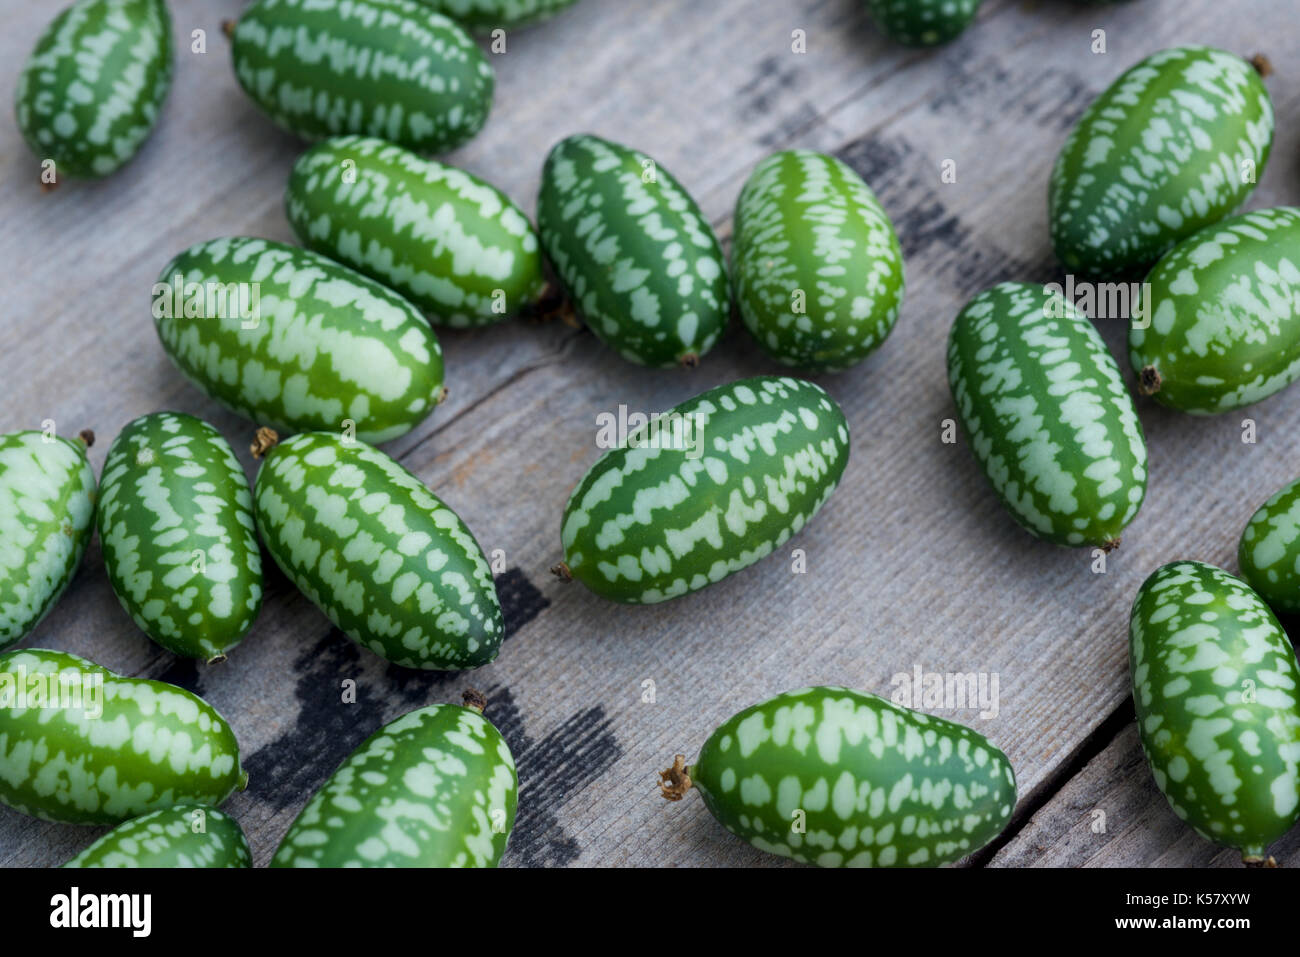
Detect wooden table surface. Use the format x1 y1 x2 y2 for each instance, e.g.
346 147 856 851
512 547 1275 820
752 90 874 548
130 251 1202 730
2 0 1298 868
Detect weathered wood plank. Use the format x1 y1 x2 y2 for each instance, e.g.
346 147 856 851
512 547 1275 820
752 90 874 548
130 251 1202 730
989 722 1300 867
1 0 1298 867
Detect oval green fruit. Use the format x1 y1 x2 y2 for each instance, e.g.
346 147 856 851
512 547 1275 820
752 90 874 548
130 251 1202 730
63 804 251 868
231 0 493 154
272 696 517 867
254 432 503 670
15 0 172 180
1129 561 1300 863
416 0 579 30
864 0 981 46
153 237 445 444
538 133 729 367
0 431 96 651
663 686 1016 868
1129 207 1300 415
1239 476 1300 615
96 412 262 661
1050 46 1274 277
732 149 904 372
0 648 246 825
286 135 545 328
947 281 1148 549
560 376 849 604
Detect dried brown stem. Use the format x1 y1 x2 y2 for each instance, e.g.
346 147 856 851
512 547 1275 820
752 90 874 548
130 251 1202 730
658 755 693 801
1138 366 1162 396
250 427 279 459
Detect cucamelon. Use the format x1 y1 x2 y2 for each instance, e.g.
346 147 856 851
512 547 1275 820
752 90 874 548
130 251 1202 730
1050 46 1273 277
253 431 503 670
1130 561 1300 864
0 648 247 825
558 376 849 604
272 691 517 867
864 0 982 46
538 133 730 367
96 412 263 661
732 149 904 372
230 0 494 154
15 0 172 181
152 237 445 444
947 281 1147 549
1130 207 1300 414
0 430 96 651
286 135 545 328
1239 476 1300 616
416 0 579 30
63 804 252 868
661 686 1017 867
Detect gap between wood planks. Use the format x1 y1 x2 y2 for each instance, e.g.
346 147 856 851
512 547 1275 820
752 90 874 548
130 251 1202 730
400 328 587 465
968 698 1137 867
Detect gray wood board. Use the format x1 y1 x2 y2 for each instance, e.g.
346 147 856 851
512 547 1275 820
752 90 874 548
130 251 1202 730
989 720 1300 867
0 0 1298 867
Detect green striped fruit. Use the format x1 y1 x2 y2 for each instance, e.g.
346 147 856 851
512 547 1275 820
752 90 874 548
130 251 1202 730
153 237 445 444
947 281 1147 549
272 694 517 867
230 0 493 155
662 686 1016 868
0 431 96 651
732 150 904 373
15 0 172 181
254 432 503 670
1129 207 1300 415
63 805 251 868
286 136 545 328
538 133 729 367
559 376 849 604
1239 476 1300 616
0 649 247 825
1129 561 1300 863
864 0 981 46
96 412 263 662
416 0 579 30
1050 46 1274 277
